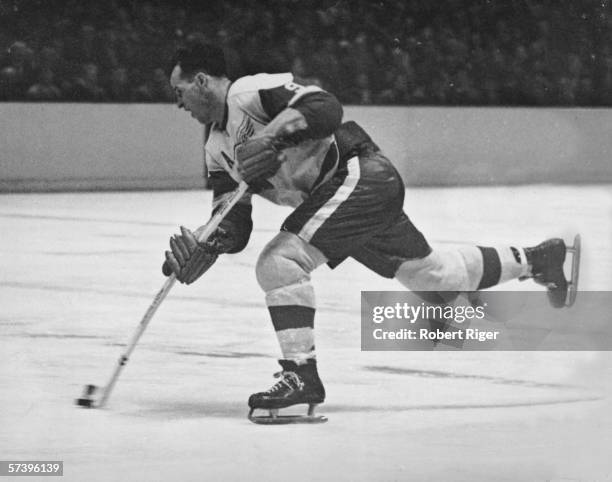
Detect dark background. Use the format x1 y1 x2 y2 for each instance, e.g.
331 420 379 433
1 0 611 105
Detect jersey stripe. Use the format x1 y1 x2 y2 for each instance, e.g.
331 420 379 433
310 141 339 192
298 156 360 242
288 85 323 107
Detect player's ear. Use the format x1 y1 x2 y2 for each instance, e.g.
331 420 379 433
194 72 208 88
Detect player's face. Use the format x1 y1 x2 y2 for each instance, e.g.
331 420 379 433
170 65 214 124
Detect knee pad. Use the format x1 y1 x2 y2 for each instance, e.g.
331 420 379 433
256 232 327 295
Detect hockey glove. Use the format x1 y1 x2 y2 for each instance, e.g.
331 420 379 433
236 136 283 189
162 225 235 285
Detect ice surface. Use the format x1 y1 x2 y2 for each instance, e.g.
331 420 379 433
1 185 611 481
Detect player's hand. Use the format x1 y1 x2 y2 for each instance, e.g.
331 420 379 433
236 136 284 188
162 226 232 284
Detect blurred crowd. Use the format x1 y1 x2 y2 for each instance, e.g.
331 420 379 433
1 0 611 105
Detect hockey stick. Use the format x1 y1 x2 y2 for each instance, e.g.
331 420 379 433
76 181 250 409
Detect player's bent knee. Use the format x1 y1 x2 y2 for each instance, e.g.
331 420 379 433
256 249 297 292
256 232 327 292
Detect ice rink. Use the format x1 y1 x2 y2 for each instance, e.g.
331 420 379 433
1 184 611 481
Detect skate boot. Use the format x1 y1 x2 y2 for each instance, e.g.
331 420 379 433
247 359 327 424
524 235 581 308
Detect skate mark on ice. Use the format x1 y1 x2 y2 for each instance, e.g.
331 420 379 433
97 232 157 239
126 400 248 419
1 281 132 296
0 212 172 227
16 332 110 340
173 350 269 359
0 281 263 307
321 396 602 413
364 365 580 390
105 342 127 348
44 250 141 256
0 281 167 301
0 317 38 326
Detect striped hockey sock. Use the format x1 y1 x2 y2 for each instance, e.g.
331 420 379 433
477 246 530 289
268 305 316 364
265 281 317 364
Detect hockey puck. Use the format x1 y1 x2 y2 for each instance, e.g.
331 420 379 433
75 397 94 408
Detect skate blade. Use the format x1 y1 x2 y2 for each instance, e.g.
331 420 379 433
565 234 581 307
248 405 328 425
248 414 328 425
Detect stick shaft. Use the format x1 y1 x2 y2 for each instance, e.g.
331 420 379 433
97 181 249 407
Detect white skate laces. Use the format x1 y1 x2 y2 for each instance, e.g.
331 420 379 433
265 371 304 393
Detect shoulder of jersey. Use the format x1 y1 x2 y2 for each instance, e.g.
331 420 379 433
228 73 294 99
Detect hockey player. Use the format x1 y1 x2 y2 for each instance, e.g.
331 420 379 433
163 40 579 423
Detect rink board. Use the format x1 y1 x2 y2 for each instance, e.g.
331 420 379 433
2 104 612 191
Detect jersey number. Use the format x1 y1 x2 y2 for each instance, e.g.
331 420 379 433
284 81 305 93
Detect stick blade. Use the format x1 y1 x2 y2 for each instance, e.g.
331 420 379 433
75 384 99 409
75 397 95 408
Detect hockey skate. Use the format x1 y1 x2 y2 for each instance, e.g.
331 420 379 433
523 235 581 308
248 359 327 425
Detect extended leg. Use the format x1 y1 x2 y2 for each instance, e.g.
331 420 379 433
395 245 531 291
395 238 580 308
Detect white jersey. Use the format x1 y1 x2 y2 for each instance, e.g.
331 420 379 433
205 73 339 208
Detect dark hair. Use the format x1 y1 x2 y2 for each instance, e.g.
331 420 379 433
172 39 227 79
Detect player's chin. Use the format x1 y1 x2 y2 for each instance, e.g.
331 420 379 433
192 113 207 124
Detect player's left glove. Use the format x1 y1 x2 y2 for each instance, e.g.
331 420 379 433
236 136 284 188
162 225 234 284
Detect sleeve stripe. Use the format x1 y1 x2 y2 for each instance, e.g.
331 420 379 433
288 86 324 107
